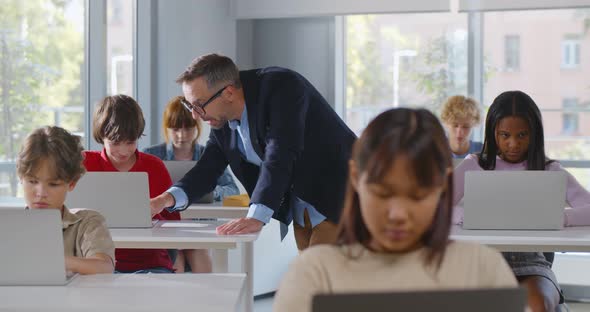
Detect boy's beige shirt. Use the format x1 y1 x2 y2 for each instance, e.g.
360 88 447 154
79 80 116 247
62 207 115 264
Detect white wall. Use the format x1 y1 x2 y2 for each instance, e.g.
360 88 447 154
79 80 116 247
250 17 336 107
145 7 338 145
236 20 255 70
151 0 237 145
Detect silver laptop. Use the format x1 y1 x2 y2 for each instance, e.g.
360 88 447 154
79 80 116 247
164 160 198 182
65 172 154 228
163 161 215 204
312 288 526 312
0 209 76 285
463 171 567 230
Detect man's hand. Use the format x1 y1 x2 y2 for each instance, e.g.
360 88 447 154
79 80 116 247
150 192 175 216
216 218 263 235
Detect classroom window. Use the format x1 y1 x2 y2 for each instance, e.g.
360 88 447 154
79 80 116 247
562 114 579 135
344 9 590 161
107 0 134 96
562 37 581 69
562 98 580 135
0 0 85 198
110 0 124 24
483 9 590 160
504 35 520 71
344 13 468 135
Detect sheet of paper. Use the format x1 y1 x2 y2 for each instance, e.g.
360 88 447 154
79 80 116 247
160 222 209 228
182 229 218 234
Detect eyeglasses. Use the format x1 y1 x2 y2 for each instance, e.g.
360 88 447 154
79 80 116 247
181 85 230 116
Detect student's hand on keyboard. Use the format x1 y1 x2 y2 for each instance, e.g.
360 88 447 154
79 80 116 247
216 217 263 235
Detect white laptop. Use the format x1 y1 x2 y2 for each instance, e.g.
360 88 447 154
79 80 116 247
0 209 76 285
163 161 215 204
463 171 567 230
65 172 154 228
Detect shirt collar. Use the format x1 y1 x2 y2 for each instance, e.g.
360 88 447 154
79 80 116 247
100 148 141 170
61 206 83 229
228 104 248 131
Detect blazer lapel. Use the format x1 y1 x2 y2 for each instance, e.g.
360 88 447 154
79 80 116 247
240 69 265 160
246 101 264 160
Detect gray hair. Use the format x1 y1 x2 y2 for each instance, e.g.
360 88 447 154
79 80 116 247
175 53 242 89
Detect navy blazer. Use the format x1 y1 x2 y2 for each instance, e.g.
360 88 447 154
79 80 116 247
175 67 356 225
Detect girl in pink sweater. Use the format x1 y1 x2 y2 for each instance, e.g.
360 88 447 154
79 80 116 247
453 90 590 312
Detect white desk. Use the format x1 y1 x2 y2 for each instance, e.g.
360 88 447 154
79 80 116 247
2 200 294 298
451 225 590 252
180 204 298 297
0 273 245 312
181 202 248 219
110 220 259 312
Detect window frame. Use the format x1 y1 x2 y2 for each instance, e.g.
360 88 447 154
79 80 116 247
339 8 590 167
504 34 521 71
0 0 141 200
562 98 581 135
562 38 581 69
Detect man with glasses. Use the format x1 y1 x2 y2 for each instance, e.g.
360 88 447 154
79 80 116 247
150 53 356 250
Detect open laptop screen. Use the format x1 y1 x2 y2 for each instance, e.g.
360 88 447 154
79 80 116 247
463 171 566 230
312 288 525 312
164 161 215 203
0 209 71 285
65 172 153 228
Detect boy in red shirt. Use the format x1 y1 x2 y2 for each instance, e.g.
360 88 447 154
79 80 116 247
84 94 179 273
